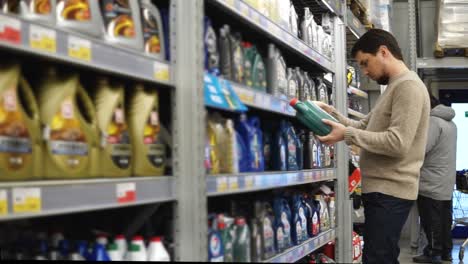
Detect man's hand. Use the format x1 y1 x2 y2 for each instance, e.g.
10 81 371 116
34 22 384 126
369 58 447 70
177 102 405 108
317 119 346 145
312 101 334 114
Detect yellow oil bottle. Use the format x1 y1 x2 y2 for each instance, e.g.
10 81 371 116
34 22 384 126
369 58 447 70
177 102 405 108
0 62 42 181
89 76 131 178
35 66 98 179
128 84 166 176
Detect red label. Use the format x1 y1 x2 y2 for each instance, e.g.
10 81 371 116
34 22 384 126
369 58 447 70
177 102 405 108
0 18 21 44
117 190 136 203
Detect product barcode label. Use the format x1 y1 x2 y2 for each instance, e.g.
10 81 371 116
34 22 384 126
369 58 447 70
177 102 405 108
216 177 228 193
12 188 41 213
153 62 170 81
0 190 7 216
29 25 56 53
68 36 92 61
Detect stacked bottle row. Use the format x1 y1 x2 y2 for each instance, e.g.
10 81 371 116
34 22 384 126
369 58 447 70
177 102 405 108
204 17 332 103
208 186 335 262
206 112 334 175
346 65 364 113
242 0 334 58
0 61 168 181
0 231 170 261
0 0 169 59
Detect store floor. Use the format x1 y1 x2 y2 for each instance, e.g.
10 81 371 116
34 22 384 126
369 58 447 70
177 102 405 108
399 238 468 264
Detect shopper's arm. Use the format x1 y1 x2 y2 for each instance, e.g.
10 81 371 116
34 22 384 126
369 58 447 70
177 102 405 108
424 117 440 154
313 101 371 129
343 81 427 158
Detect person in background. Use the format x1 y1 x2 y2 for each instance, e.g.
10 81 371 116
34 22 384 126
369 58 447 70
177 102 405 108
314 29 430 264
413 95 457 264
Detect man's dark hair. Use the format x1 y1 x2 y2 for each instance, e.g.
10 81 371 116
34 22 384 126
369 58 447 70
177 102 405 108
351 29 404 61
429 94 440 109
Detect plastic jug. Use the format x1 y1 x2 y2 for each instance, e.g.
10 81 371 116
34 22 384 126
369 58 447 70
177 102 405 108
290 195 308 245
89 244 111 261
295 129 303 170
266 44 287 98
56 0 104 37
305 72 317 101
295 67 304 99
114 234 127 260
262 123 273 171
329 196 335 228
126 243 146 261
289 99 338 136
236 115 264 172
287 68 297 99
242 42 267 92
206 114 224 174
128 84 166 176
235 129 249 173
0 62 42 181
273 197 292 252
19 0 56 25
301 8 314 47
219 25 232 80
140 0 165 59
225 119 239 174
254 201 276 259
315 194 330 232
283 121 298 171
35 67 98 179
315 77 329 104
204 17 220 75
147 237 170 262
208 228 224 262
251 217 262 263
218 217 233 262
229 32 244 84
89 77 131 178
233 217 251 262
289 2 298 37
100 0 144 50
107 243 122 261
272 122 287 171
299 71 311 101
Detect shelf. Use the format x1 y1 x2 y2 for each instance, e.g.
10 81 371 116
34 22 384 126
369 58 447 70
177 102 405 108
264 229 336 263
417 57 468 69
0 176 175 221
318 0 343 16
211 0 334 73
346 9 366 39
348 108 366 119
0 14 171 86
207 169 336 196
230 81 296 116
347 86 368 99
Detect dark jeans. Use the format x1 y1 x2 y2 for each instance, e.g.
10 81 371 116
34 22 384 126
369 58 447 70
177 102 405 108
417 195 453 258
362 192 413 264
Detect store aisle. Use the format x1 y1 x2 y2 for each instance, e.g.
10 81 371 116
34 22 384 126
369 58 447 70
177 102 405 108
399 238 468 264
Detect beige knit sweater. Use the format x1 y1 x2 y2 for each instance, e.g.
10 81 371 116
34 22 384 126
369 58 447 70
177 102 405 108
332 71 430 200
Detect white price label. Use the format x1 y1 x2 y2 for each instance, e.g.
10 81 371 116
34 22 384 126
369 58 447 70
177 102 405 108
68 36 92 61
245 175 254 189
239 2 249 17
154 62 170 81
228 177 239 191
254 93 263 106
12 188 41 213
29 25 56 53
217 177 228 193
116 182 136 203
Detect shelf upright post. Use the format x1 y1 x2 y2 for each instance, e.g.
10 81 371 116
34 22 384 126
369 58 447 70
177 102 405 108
334 14 353 263
172 0 207 261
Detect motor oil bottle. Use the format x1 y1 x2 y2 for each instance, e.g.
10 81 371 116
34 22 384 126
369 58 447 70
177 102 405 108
147 237 170 262
218 216 233 262
219 25 232 80
0 62 42 181
100 0 144 50
107 243 122 261
289 99 338 136
242 42 254 88
236 115 264 172
315 77 329 104
272 121 287 171
243 42 267 92
301 8 314 47
114 234 127 260
89 244 111 261
266 44 287 98
283 121 298 171
140 0 165 59
128 84 166 176
295 129 303 170
254 201 275 260
306 195 320 237
290 195 307 245
208 114 229 174
206 114 223 175
320 143 326 169
204 17 220 75
299 71 311 102
229 32 244 84
295 67 304 100
233 217 251 262
286 68 297 99
262 122 273 171
273 197 292 252
56 0 104 37
89 77 131 178
304 72 317 101
236 128 249 173
225 119 239 174
329 196 335 228
289 2 298 37
1 0 19 13
315 194 330 232
126 243 146 261
35 67 98 179
250 217 262 263
19 0 56 25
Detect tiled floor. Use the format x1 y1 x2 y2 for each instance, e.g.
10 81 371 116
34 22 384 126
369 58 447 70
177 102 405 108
399 239 468 264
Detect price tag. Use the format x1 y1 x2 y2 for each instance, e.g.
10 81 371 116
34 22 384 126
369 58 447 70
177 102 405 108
0 16 21 44
216 177 228 193
264 95 271 109
327 170 334 178
29 25 56 53
255 176 263 188
254 93 263 106
0 190 7 216
240 2 249 17
225 0 235 7
116 182 136 204
237 88 255 104
251 10 260 24
68 36 92 61
12 188 41 213
153 62 170 81
245 176 254 189
228 176 239 191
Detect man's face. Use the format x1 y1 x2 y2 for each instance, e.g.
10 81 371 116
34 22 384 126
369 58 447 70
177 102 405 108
355 49 389 85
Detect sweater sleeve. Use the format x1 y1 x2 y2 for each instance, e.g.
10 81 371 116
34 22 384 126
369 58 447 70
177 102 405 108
344 80 427 158
330 108 371 130
425 117 441 154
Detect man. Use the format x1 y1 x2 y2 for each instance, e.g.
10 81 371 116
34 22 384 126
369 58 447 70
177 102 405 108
314 29 430 264
413 95 457 264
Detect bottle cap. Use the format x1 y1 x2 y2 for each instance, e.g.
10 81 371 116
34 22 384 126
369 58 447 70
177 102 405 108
290 98 299 107
132 235 144 241
150 237 162 242
115 234 125 240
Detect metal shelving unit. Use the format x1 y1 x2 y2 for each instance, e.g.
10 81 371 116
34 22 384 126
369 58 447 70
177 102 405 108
417 57 468 69
0 177 175 221
264 229 336 263
211 0 335 73
348 85 369 99
207 169 336 196
346 8 366 39
0 14 171 85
